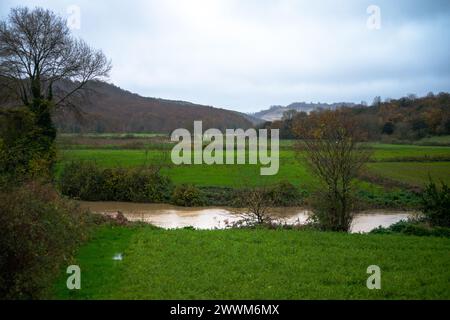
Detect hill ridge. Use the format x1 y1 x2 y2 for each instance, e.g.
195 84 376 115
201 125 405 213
54 81 253 133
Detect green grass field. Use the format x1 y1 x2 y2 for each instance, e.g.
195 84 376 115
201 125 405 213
59 132 168 139
370 143 450 161
368 162 450 187
56 142 450 189
53 225 450 299
405 135 450 146
56 149 314 188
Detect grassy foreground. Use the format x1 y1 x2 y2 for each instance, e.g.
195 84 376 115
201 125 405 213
53 225 450 299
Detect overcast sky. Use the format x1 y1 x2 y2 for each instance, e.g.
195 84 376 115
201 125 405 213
1 0 449 112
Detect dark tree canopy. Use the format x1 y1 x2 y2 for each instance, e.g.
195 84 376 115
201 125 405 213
0 7 111 107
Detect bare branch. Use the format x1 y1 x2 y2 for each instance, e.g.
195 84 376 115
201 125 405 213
0 7 111 108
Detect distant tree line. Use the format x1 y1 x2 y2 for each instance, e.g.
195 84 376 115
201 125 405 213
258 92 450 141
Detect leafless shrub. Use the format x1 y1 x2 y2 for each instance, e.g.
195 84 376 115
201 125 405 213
233 185 274 227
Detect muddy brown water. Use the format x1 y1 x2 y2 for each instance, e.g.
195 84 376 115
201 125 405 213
78 201 415 233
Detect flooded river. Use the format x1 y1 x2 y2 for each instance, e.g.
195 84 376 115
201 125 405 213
78 201 414 233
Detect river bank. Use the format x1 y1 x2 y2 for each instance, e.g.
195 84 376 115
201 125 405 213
78 201 415 233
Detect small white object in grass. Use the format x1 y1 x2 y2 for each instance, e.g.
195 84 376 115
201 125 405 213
113 253 123 261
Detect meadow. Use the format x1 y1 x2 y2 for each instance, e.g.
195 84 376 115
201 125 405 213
368 162 450 187
56 135 450 189
53 225 450 299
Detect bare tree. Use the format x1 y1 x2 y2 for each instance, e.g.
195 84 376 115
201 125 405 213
0 7 111 111
230 168 274 226
294 110 372 232
237 186 274 225
0 7 111 172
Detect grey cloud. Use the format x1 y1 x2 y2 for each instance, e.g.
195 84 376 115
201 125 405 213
1 0 449 112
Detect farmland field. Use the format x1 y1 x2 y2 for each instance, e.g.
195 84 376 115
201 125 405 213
53 225 450 299
368 162 450 186
409 135 450 146
370 143 450 161
59 132 167 139
56 137 450 189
